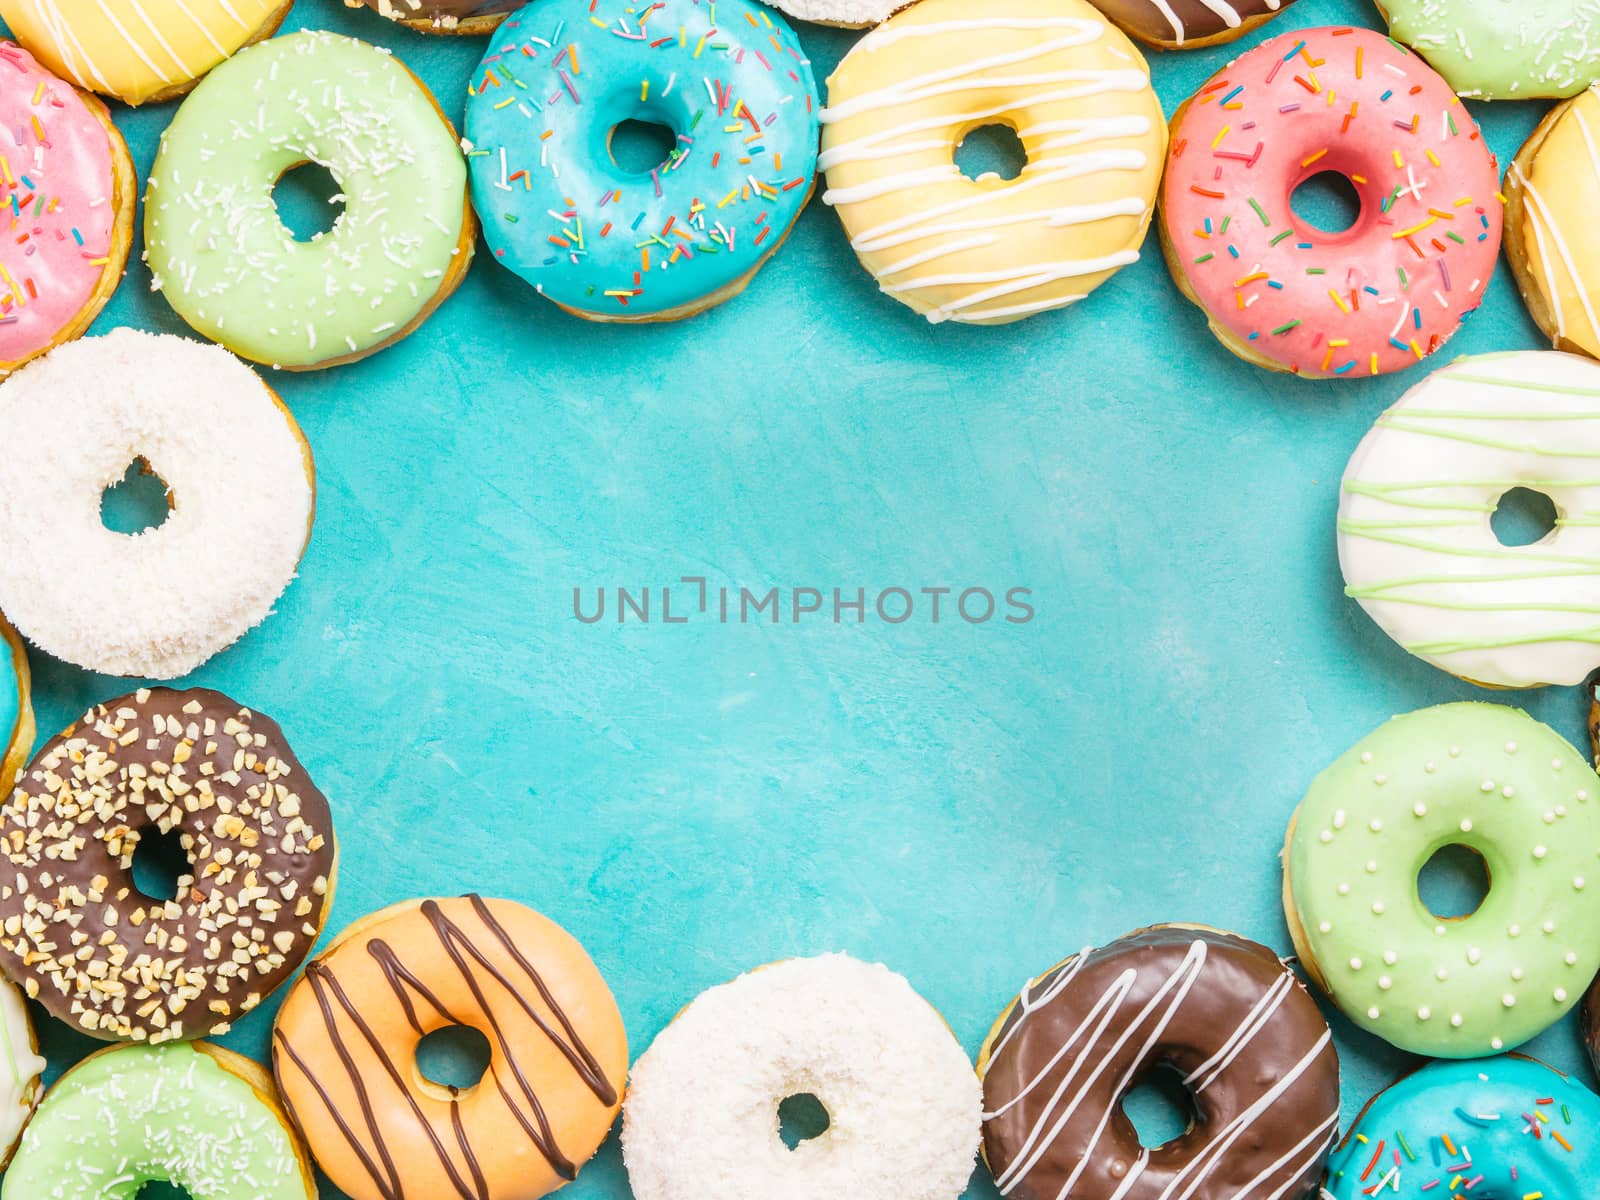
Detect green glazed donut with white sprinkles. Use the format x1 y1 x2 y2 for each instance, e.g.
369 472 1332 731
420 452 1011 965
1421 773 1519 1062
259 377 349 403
144 31 475 370
1375 0 1600 100
2 1041 315 1199
1284 702 1600 1058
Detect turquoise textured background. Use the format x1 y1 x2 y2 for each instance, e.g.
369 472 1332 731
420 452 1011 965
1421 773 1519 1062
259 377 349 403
0 0 1588 1195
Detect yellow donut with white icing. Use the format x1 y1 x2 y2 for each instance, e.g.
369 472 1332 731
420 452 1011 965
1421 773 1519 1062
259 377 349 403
0 0 292 106
818 0 1165 327
1506 85 1600 362
0 977 44 1169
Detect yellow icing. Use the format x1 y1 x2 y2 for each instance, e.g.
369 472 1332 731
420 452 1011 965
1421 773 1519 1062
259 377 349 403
1512 86 1600 361
819 0 1165 326
0 0 284 105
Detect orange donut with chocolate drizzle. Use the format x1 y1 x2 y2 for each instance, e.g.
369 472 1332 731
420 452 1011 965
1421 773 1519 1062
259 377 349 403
270 895 627 1200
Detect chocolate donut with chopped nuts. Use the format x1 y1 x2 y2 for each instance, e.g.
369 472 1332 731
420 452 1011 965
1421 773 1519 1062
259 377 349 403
0 688 337 1043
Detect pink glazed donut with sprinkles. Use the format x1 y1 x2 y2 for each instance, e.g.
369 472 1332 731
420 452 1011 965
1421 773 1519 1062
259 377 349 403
0 41 134 377
1160 26 1502 379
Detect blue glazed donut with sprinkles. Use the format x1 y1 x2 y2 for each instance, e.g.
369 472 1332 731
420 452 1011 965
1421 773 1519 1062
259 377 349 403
464 0 820 322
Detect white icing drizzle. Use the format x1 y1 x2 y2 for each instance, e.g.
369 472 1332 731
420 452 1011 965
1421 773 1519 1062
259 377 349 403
0 978 43 1152
820 9 1159 325
1126 0 1282 46
1339 352 1600 688
1511 86 1600 350
984 938 1337 1200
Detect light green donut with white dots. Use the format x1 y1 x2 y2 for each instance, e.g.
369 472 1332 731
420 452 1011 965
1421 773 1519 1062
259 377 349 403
1284 702 1600 1058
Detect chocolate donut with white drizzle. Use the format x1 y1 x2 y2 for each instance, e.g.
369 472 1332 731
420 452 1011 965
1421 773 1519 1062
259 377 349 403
1086 0 1297 48
978 924 1339 1200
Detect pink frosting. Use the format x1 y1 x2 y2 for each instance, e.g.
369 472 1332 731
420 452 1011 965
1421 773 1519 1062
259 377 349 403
0 42 117 364
1163 26 1502 379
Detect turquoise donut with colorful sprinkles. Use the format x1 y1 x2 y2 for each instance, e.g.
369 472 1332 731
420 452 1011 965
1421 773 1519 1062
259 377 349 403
463 0 820 322
1160 25 1502 379
1323 1055 1600 1199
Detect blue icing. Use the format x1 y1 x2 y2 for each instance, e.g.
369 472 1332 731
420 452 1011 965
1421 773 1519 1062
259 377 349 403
464 0 820 319
1325 1056 1600 1198
0 631 17 758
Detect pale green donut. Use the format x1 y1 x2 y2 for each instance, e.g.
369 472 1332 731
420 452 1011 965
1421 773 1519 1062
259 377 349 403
144 31 470 370
1378 0 1600 100
2 1043 312 1200
1285 702 1600 1057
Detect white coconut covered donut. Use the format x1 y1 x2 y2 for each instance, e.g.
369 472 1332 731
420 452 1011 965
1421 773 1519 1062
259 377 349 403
0 329 314 679
623 954 981 1200
766 0 905 25
0 977 44 1169
1339 350 1600 689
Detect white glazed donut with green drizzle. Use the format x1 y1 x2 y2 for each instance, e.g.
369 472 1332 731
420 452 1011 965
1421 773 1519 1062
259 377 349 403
0 978 44 1166
2 1042 314 1199
144 31 473 371
1377 0 1600 100
1339 351 1600 689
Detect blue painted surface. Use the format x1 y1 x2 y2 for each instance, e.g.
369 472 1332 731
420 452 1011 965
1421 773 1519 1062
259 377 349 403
0 0 1586 1196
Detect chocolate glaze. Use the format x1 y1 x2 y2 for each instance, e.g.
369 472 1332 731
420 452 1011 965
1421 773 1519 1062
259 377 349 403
1087 0 1296 46
352 0 526 29
273 895 620 1200
0 687 335 1043
981 926 1339 1200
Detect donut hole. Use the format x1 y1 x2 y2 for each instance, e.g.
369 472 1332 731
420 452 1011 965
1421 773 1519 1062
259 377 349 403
101 458 171 536
1418 844 1491 920
608 119 680 176
130 825 193 904
955 123 1027 183
1289 170 1362 235
1492 487 1559 547
272 161 345 243
135 1183 195 1200
1120 1064 1197 1150
777 1092 831 1149
416 1024 492 1093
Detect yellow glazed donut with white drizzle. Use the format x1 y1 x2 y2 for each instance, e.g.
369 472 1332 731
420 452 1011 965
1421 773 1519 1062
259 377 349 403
819 0 1165 327
0 0 293 106
1505 85 1600 363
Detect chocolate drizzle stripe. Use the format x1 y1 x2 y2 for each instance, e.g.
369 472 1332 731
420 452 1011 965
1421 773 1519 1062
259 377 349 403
466 893 618 1106
274 1027 403 1200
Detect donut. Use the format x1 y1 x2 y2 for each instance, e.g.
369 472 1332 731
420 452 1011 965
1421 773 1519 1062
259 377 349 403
0 0 293 107
1505 86 1600 362
2 1041 315 1199
819 0 1166 326
1160 26 1502 378
1375 0 1600 101
1283 702 1600 1058
0 329 315 679
978 925 1339 1200
0 42 134 378
1085 0 1300 50
349 0 525 35
0 614 32 800
272 895 627 1200
0 978 45 1169
145 31 474 370
463 0 821 323
1322 1055 1600 1198
1339 351 1600 689
763 0 905 26
0 687 339 1043
623 954 981 1200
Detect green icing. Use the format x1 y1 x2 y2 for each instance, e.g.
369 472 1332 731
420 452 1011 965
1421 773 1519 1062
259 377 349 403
1381 1 1600 100
144 31 468 369
2 1044 308 1200
1288 702 1600 1057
